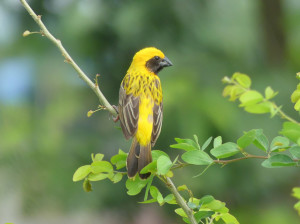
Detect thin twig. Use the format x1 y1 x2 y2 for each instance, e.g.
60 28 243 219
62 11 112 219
20 0 117 117
165 177 197 224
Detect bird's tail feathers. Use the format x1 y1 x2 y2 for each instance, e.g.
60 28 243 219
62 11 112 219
127 138 152 179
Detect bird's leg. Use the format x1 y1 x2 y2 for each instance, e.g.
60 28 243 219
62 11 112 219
112 105 119 122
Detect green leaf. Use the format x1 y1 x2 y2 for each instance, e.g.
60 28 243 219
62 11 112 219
253 131 269 152
92 153 104 162
152 150 169 161
91 161 113 174
157 155 173 175
177 184 189 191
202 198 227 213
83 178 92 192
213 136 222 148
202 136 213 151
210 142 240 159
174 208 187 218
139 199 157 204
109 173 123 183
187 202 198 210
199 195 215 205
237 129 257 149
294 100 300 111
280 122 300 143
140 160 157 174
150 186 164 205
244 101 272 114
182 150 213 165
73 165 91 182
193 134 201 149
232 72 251 88
265 86 277 100
239 90 263 107
126 177 148 196
294 201 300 215
143 175 153 201
164 194 177 204
291 89 300 103
220 213 240 224
88 173 109 181
289 146 300 159
173 137 199 150
110 149 127 169
223 85 245 101
271 136 290 152
262 154 296 168
170 143 197 151
292 187 300 200
194 211 215 222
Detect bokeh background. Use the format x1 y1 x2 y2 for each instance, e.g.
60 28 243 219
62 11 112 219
1 0 300 223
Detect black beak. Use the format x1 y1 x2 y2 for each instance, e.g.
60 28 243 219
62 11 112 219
160 56 173 67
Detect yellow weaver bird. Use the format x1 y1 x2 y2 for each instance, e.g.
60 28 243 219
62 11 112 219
118 47 172 179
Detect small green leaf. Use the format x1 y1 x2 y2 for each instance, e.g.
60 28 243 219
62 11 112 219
193 135 201 149
210 142 240 159
194 211 215 222
202 136 213 151
73 165 91 182
294 100 300 111
170 143 197 151
232 72 251 88
88 173 109 181
187 202 198 210
110 150 127 170
164 194 177 204
182 150 213 165
213 136 222 148
239 90 263 107
199 195 215 205
92 153 104 162
265 86 277 100
108 173 123 183
126 177 148 196
271 136 289 152
280 122 300 143
139 199 157 204
289 146 300 159
83 178 92 192
294 201 300 215
237 129 257 149
262 154 296 168
91 161 113 174
202 198 227 212
140 161 157 174
174 208 187 218
174 138 199 150
150 186 164 205
157 155 173 175
253 131 269 152
177 184 189 191
220 213 240 224
152 150 169 161
292 187 300 200
291 89 300 103
244 101 272 114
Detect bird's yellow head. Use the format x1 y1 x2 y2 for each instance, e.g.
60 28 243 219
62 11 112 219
129 47 173 75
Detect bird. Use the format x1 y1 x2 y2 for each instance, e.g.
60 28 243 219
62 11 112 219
118 47 172 179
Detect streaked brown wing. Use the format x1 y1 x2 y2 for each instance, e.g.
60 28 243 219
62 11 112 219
118 83 139 140
151 102 163 147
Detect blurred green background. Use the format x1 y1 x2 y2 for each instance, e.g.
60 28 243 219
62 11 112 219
1 0 299 223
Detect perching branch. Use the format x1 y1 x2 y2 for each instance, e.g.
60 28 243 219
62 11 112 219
165 177 197 224
20 0 117 117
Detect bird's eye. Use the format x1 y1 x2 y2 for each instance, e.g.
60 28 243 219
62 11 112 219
154 56 160 60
